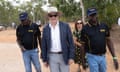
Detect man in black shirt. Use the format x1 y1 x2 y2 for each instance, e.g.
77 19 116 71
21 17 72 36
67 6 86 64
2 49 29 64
81 8 119 72
16 12 41 72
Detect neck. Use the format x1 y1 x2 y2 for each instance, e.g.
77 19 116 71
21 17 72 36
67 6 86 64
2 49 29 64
50 21 58 27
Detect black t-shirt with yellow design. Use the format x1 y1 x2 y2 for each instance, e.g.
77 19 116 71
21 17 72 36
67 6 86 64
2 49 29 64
16 23 41 50
80 22 110 54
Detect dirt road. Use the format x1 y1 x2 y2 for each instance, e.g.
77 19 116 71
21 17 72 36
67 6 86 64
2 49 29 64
0 29 119 72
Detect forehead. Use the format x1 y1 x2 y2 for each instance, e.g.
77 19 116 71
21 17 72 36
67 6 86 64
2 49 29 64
48 12 58 15
88 13 97 17
21 19 28 22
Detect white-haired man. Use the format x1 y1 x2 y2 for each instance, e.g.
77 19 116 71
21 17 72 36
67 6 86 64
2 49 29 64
41 6 75 72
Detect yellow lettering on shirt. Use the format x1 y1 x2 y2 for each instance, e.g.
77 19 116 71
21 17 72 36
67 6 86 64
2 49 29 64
100 29 105 32
28 30 33 32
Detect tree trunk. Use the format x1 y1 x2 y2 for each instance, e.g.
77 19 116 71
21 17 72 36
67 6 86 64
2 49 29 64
80 0 86 24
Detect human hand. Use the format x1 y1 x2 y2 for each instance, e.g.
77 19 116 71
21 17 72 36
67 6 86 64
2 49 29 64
69 59 74 65
113 59 119 70
20 46 26 52
43 62 49 67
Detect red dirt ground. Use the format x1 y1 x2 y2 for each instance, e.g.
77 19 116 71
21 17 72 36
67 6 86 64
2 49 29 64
0 24 120 72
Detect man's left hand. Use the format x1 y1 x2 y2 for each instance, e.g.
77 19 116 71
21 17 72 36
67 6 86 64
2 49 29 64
113 59 119 70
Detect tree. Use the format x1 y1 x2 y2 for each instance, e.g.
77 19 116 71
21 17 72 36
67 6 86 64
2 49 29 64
83 0 120 27
49 0 82 22
0 0 120 28
79 0 85 24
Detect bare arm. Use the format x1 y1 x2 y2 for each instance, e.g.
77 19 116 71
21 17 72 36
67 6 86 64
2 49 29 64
106 37 119 70
16 38 26 52
106 37 116 57
36 25 41 50
16 27 26 51
37 34 41 49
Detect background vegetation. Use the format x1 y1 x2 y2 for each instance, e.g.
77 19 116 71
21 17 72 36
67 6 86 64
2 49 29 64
0 0 120 27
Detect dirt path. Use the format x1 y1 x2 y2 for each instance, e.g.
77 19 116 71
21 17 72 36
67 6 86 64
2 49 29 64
0 29 120 72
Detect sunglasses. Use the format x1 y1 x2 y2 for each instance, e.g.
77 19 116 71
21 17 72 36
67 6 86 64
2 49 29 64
48 14 58 17
77 22 82 24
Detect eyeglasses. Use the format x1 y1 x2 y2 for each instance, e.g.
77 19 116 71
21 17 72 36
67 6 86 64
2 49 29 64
48 14 58 17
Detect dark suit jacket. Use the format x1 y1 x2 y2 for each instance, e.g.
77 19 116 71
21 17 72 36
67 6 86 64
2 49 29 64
41 21 75 64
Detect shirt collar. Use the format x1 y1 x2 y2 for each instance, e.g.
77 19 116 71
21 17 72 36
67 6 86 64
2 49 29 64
87 21 100 27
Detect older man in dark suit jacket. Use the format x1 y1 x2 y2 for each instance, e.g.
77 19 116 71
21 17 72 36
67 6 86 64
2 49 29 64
41 6 75 72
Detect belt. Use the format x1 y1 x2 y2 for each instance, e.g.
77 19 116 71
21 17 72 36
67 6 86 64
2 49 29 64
50 51 63 54
88 52 104 56
95 53 104 56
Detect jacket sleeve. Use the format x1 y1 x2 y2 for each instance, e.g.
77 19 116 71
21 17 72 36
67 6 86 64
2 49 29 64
66 24 75 59
41 27 47 62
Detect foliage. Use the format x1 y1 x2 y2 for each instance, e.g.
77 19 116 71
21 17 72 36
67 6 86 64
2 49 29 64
0 0 45 26
83 0 120 27
0 0 120 28
51 0 120 27
51 0 82 22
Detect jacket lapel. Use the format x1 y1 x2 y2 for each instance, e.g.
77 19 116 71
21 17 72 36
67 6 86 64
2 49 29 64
46 24 51 50
59 22 63 45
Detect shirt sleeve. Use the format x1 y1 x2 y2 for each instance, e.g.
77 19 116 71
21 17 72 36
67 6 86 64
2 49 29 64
16 26 23 46
35 25 41 36
105 25 110 37
16 27 20 40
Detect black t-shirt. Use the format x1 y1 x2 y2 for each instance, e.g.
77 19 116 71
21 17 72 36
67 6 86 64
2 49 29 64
16 23 41 50
80 22 110 54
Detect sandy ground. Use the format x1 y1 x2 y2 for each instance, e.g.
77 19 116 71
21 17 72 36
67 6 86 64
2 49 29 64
0 28 120 72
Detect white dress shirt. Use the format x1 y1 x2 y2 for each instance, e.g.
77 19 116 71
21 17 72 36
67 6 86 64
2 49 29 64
49 22 62 52
118 17 120 26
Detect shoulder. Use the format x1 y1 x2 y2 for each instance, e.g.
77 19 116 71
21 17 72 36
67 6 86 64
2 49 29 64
31 23 38 28
16 24 22 31
42 24 49 31
17 24 22 28
43 23 49 28
59 21 67 24
99 22 106 26
82 24 89 30
59 21 69 26
99 22 109 29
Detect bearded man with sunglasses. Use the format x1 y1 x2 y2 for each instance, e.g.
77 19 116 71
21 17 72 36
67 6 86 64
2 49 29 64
41 6 75 72
16 12 41 72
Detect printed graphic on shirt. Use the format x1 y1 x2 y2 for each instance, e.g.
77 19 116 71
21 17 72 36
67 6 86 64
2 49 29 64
28 30 33 32
100 29 105 32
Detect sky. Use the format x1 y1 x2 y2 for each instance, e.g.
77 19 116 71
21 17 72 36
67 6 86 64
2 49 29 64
5 0 80 12
6 0 80 6
6 0 31 6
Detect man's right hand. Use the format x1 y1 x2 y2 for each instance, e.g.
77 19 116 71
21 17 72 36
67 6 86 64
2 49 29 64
43 62 49 67
20 46 26 52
